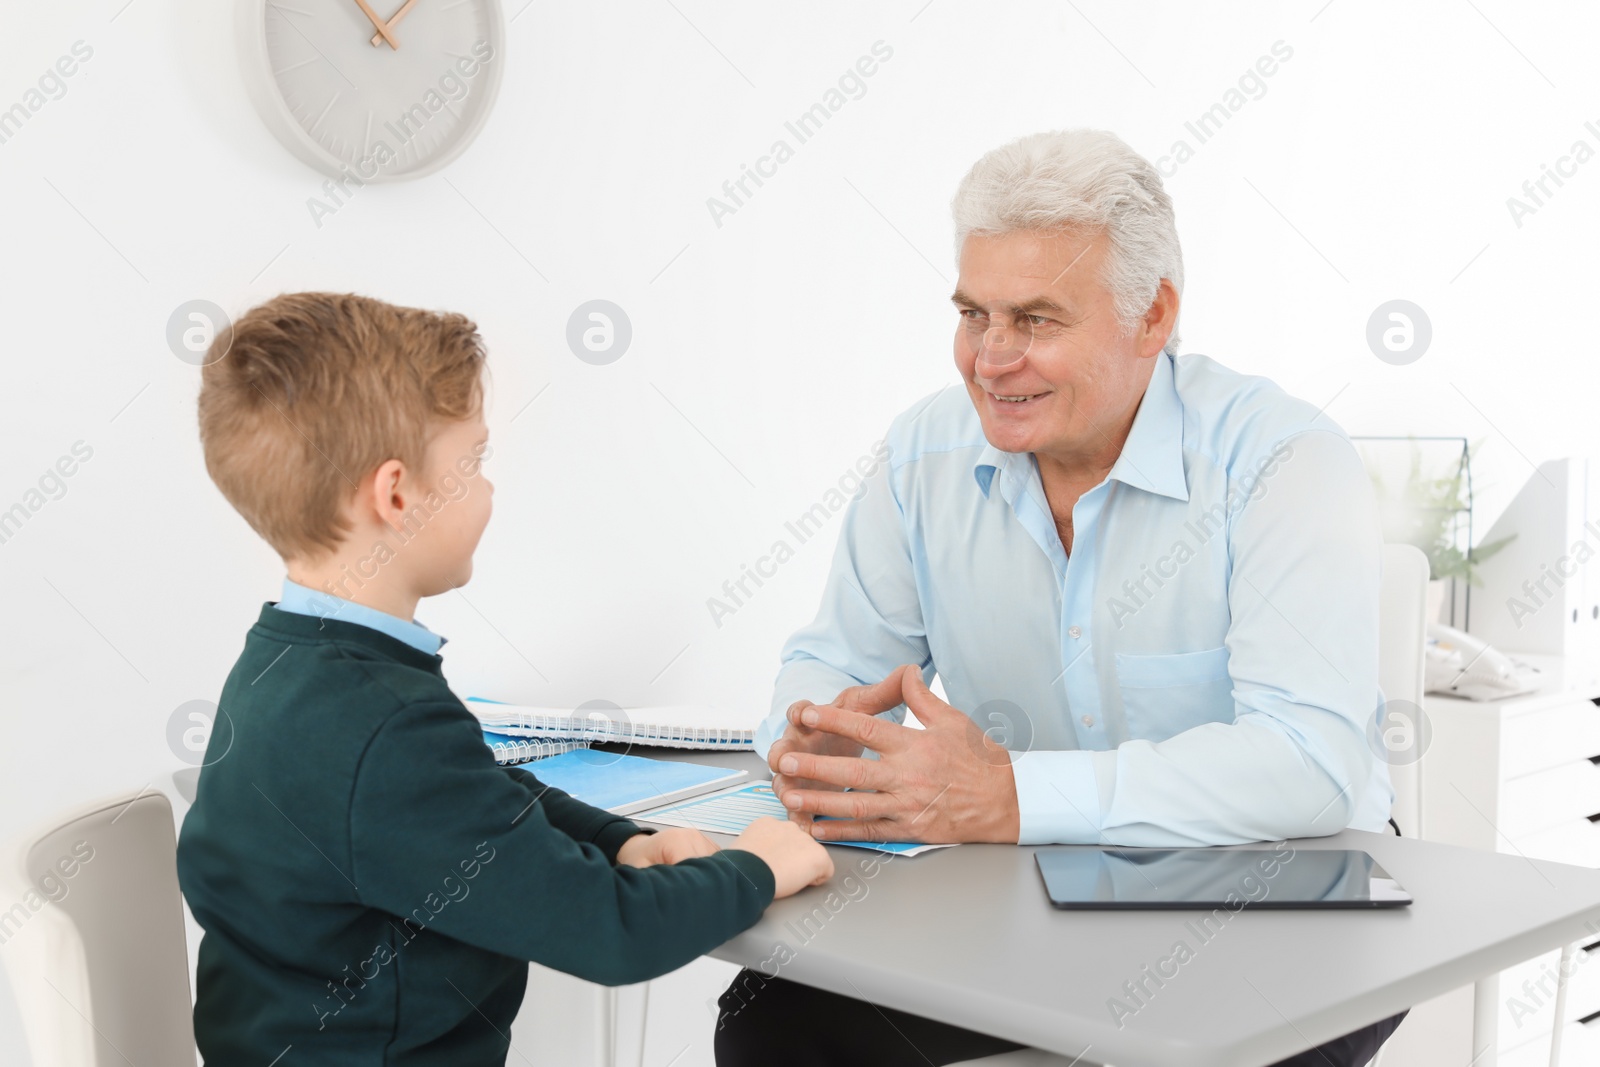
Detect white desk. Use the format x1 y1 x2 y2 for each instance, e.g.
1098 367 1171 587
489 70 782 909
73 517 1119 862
648 750 1600 1067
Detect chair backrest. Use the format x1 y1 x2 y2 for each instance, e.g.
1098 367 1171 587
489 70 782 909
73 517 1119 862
1378 543 1430 837
0 789 195 1067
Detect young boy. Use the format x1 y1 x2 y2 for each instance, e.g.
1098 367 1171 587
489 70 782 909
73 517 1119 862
177 292 832 1065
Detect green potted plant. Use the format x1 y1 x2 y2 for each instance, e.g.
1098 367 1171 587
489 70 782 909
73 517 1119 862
1364 438 1514 624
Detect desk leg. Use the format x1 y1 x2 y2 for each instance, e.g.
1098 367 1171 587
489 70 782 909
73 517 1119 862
1473 976 1495 1066
1548 942 1574 1067
610 982 650 1067
597 986 615 1067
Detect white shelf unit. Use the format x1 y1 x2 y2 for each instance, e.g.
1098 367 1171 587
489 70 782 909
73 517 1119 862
1419 653 1600 1066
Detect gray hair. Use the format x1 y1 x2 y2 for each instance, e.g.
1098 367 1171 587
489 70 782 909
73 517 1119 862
951 129 1183 355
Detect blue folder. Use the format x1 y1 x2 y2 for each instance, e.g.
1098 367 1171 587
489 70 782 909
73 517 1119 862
516 749 747 815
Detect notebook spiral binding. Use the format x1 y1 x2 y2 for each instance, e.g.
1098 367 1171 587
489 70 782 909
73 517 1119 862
488 720 753 748
472 708 755 749
483 735 591 766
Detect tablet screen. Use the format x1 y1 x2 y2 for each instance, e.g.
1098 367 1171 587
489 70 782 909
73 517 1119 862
1034 847 1412 909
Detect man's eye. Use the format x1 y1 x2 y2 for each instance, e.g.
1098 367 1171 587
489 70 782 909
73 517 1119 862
958 308 984 321
1026 314 1051 327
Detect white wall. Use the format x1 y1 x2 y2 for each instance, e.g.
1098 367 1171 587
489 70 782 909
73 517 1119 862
2 1 1597 1062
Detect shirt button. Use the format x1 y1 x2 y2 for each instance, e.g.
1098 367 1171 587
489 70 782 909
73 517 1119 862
1067 625 1082 638
1081 715 1094 727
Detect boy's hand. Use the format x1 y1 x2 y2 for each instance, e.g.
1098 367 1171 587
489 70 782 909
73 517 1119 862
729 817 834 898
616 828 721 868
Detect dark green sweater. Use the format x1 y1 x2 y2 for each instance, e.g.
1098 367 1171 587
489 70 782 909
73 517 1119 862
176 606 775 1066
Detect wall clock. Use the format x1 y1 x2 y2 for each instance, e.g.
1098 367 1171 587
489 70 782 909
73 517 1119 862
237 0 506 181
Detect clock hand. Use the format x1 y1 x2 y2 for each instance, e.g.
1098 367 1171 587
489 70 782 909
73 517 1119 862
350 0 400 49
369 0 418 47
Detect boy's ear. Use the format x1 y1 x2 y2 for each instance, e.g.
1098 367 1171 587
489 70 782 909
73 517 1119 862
366 457 413 533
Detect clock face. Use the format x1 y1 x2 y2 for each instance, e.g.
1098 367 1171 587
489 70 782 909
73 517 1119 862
242 0 505 181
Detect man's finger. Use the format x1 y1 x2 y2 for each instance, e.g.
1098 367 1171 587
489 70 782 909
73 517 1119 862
809 816 912 843
785 700 817 729
782 788 898 821
767 736 798 775
772 770 843 794
835 665 911 716
797 703 911 753
776 751 895 793
900 667 955 722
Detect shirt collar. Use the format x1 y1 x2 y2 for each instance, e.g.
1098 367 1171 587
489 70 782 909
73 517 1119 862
973 351 1189 504
273 578 446 656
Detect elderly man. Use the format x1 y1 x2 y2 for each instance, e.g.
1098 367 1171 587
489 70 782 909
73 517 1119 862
714 130 1407 1066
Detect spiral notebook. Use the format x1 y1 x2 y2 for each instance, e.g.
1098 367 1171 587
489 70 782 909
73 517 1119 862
467 698 756 751
481 730 590 766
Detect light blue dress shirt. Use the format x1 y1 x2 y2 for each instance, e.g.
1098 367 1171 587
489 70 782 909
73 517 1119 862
273 579 446 656
757 352 1393 846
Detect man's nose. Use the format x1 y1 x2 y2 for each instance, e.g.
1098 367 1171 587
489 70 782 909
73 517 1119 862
974 315 1029 371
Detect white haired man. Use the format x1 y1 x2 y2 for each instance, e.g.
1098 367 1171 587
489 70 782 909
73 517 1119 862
714 130 1408 1066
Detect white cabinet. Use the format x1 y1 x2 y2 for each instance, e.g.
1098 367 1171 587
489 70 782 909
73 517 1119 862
1417 653 1600 1066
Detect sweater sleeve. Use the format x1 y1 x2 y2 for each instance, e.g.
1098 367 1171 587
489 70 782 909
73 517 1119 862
348 700 775 986
515 773 653 863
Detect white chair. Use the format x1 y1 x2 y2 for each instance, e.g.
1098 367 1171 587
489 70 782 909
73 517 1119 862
1378 542 1429 840
2 779 654 1067
0 788 196 1067
946 545 1434 1067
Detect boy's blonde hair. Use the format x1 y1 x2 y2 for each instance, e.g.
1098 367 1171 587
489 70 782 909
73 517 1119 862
198 292 486 560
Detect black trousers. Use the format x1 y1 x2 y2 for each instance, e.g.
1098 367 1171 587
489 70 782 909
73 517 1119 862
715 969 1409 1067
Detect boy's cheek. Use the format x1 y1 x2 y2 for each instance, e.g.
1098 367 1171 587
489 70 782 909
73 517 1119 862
468 485 493 538
439 473 468 502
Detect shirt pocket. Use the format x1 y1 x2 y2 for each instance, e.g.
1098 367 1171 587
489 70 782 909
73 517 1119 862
1114 646 1234 740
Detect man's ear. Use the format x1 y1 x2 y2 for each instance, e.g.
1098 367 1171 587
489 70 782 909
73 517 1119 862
364 457 412 534
1139 278 1180 358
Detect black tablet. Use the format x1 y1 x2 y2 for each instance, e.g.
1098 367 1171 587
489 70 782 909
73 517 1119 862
1035 847 1412 909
